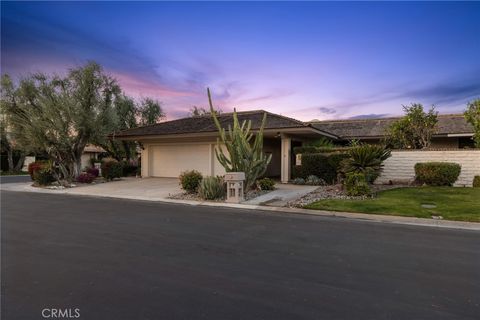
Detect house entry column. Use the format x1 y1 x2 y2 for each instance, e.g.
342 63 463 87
281 135 291 183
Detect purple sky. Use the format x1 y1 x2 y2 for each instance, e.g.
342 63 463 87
1 2 479 121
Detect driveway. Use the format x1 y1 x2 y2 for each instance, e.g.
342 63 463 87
2 191 479 320
68 177 182 199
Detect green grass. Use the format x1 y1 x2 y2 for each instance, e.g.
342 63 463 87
305 187 480 222
0 171 29 176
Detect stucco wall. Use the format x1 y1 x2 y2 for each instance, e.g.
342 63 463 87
376 150 480 187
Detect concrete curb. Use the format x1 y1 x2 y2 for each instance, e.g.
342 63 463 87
2 183 479 231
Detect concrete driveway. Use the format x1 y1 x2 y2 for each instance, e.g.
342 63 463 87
67 177 182 199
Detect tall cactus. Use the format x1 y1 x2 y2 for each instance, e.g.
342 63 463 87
208 88 272 190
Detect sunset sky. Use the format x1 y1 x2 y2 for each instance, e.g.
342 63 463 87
2 1 479 121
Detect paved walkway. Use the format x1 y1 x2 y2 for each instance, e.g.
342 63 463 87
243 184 317 206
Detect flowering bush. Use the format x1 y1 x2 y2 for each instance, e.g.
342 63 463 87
28 161 49 180
86 167 99 177
77 172 96 184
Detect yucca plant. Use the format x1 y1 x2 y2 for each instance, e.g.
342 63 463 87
208 88 272 190
341 144 391 183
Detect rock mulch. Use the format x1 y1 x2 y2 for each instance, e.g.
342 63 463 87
286 184 409 208
168 189 271 202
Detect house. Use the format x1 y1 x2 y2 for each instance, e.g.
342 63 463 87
81 144 106 169
113 110 337 183
310 114 475 148
113 111 475 182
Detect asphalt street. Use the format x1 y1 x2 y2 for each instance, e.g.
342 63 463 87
1 191 479 320
0 175 31 184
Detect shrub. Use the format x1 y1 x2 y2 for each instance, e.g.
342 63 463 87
292 177 306 185
257 177 275 190
198 176 225 200
305 175 326 186
101 158 123 181
344 172 371 196
294 152 349 184
33 168 55 186
28 161 49 180
77 173 96 184
86 167 99 177
179 170 203 193
341 144 391 184
473 176 480 188
414 162 461 186
121 161 138 177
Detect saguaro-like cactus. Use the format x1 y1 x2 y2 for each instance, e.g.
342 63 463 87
208 88 272 190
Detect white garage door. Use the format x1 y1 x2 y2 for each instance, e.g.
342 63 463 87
150 144 212 177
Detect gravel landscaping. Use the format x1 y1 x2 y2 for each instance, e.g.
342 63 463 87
286 184 409 208
168 189 272 202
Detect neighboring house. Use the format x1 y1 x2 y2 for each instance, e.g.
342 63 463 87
81 144 106 169
310 114 475 148
113 111 475 182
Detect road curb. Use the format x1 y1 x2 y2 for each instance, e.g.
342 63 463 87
2 184 479 231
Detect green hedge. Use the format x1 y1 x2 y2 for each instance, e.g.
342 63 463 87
414 162 461 186
293 152 349 184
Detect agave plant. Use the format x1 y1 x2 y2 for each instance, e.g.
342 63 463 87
208 88 272 190
341 144 391 183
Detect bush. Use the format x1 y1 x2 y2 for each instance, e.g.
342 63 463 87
294 152 349 184
121 161 138 177
292 177 306 185
179 170 203 193
414 162 461 186
305 175 326 186
473 176 480 188
77 173 96 184
198 176 225 200
341 144 391 184
101 158 123 181
86 167 99 177
344 172 371 196
33 168 55 186
257 177 275 190
28 161 49 180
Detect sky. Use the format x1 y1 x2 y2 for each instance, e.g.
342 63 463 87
1 1 480 121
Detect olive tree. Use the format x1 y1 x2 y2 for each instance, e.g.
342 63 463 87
1 62 119 181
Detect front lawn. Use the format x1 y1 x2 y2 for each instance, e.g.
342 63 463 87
305 187 480 222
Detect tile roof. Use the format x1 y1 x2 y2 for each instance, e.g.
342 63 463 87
113 110 326 138
309 114 473 139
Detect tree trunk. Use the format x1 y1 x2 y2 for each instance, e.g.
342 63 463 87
13 154 25 172
7 149 14 171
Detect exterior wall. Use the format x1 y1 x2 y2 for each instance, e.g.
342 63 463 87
430 137 459 148
376 150 480 187
140 138 283 178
